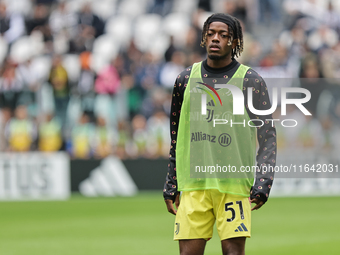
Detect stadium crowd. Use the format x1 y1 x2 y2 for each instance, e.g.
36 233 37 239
1 0 340 159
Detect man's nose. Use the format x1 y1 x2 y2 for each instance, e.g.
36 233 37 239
212 33 219 42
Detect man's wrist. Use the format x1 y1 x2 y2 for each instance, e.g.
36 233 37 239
163 192 178 203
250 192 268 203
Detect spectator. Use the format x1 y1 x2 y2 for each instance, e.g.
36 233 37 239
78 3 104 38
131 114 148 157
78 51 96 114
258 0 282 24
17 58 42 116
115 120 131 159
297 115 323 148
26 4 52 42
299 53 325 115
48 55 69 127
198 0 211 12
94 59 121 95
135 52 160 90
49 0 77 53
49 0 77 38
122 40 143 74
183 26 201 62
0 58 24 121
5 104 37 151
93 115 114 158
146 110 170 158
149 0 173 16
159 50 185 89
322 1 340 34
0 1 25 44
307 25 338 53
141 87 169 118
36 0 57 5
38 112 63 151
67 111 94 159
68 3 104 53
0 1 10 35
223 0 248 23
190 10 207 56
164 36 177 62
320 42 340 80
243 40 263 67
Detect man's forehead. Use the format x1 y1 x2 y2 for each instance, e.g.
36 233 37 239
208 21 230 32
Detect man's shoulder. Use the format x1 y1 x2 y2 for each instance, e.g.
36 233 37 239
175 65 194 85
242 67 267 89
178 65 193 78
243 67 264 80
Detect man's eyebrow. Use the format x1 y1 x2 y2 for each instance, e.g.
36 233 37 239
208 28 229 33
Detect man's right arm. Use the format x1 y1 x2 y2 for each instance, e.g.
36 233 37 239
163 67 192 215
163 76 182 203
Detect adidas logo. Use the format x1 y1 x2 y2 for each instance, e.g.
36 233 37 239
234 223 248 232
79 156 138 197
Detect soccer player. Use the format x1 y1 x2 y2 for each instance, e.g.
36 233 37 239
163 13 276 255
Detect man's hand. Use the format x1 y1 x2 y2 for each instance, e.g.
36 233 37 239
165 193 180 215
250 198 264 211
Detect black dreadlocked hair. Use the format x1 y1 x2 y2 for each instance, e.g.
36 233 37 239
200 13 244 59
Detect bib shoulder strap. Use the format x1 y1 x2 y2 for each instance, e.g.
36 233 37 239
190 61 202 78
232 63 250 79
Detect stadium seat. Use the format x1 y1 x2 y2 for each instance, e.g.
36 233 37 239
91 34 119 73
162 12 190 47
134 13 162 52
10 32 44 63
62 54 81 84
149 32 170 58
172 0 196 13
90 54 109 74
4 0 32 16
91 0 118 21
105 15 133 49
117 0 149 18
53 33 70 55
65 0 84 14
30 55 52 83
92 34 120 57
10 36 34 63
197 11 214 28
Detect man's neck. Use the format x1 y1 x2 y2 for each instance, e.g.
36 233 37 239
206 57 233 69
203 58 238 74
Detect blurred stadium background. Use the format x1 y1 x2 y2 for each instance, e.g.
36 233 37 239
0 0 340 254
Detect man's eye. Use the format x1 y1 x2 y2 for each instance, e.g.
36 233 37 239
207 33 213 36
221 35 228 38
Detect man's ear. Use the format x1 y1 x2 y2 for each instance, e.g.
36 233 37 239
232 38 238 49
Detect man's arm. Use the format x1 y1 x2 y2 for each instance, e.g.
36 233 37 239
163 73 186 214
244 70 277 209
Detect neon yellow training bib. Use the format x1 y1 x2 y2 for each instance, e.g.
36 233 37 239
176 61 256 197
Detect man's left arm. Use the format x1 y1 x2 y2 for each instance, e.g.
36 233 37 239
244 70 277 210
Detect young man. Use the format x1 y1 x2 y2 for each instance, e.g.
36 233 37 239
163 13 276 255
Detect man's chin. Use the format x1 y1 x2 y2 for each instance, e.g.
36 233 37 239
208 53 227 61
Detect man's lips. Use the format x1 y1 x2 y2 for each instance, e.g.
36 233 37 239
209 45 221 51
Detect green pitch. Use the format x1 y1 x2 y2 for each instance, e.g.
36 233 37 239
0 193 339 255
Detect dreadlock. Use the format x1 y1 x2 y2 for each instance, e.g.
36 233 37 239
200 13 244 59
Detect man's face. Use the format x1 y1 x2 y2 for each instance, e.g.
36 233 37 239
205 21 234 61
